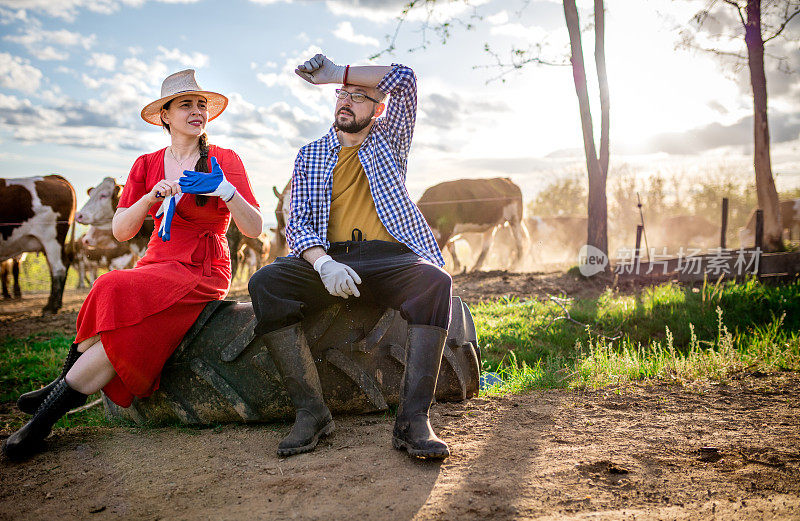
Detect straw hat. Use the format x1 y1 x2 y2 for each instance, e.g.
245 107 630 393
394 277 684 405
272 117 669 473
140 69 228 126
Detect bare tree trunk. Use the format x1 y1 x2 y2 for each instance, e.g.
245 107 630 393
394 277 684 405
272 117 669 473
595 0 610 179
563 0 608 256
745 0 783 251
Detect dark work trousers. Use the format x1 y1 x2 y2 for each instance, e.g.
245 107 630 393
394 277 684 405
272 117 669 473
248 240 452 336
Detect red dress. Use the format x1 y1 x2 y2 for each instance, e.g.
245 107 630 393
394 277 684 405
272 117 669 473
75 145 260 407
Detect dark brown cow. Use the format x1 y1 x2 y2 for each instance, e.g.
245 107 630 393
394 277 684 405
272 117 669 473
739 199 800 248
417 178 527 272
0 175 76 313
267 181 291 264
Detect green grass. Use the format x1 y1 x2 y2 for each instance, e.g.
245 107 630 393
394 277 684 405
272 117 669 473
0 333 108 432
475 277 800 395
2 277 798 430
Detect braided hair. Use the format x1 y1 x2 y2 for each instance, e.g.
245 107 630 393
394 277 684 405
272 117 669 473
161 99 211 207
193 133 210 207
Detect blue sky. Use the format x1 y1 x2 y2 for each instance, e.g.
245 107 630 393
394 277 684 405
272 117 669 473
1 0 798 226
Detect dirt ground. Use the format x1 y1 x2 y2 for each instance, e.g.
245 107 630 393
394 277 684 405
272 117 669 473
2 271 799 520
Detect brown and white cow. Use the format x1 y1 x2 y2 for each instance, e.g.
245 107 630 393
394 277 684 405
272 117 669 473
74 227 141 288
739 199 800 248
417 178 528 272
1 254 24 299
0 175 76 313
75 177 152 287
266 181 291 264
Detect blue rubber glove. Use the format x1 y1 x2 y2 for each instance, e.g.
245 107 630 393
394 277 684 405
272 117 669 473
155 194 181 241
179 156 236 202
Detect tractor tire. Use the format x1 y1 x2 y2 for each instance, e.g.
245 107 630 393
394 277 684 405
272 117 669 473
103 296 480 425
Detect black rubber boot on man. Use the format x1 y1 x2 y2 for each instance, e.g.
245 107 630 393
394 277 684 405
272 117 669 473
3 378 87 461
17 343 82 414
262 323 334 456
393 324 450 459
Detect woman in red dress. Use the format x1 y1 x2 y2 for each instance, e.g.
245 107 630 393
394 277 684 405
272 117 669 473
4 69 262 460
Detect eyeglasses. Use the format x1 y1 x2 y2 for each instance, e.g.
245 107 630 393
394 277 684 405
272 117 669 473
335 89 379 104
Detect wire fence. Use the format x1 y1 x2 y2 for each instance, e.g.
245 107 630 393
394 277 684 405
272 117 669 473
1 252 256 298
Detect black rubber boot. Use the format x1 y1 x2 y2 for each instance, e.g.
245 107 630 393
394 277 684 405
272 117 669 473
393 324 450 459
3 378 87 461
262 323 334 457
17 343 82 414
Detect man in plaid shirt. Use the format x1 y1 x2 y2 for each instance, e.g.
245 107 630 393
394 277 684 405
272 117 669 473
249 54 452 460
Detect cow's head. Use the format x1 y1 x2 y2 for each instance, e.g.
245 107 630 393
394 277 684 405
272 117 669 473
76 177 122 225
81 226 117 249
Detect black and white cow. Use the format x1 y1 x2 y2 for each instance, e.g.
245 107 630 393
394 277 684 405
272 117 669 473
0 175 76 313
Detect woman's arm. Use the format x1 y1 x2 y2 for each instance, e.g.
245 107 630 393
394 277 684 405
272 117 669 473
225 193 263 238
112 180 179 241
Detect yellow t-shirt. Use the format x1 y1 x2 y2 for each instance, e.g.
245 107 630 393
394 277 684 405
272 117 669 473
327 144 397 243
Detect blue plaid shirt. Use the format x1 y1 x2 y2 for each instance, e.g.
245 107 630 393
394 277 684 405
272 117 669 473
286 63 445 267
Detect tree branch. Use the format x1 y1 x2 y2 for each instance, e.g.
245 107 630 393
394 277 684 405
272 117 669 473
722 0 747 28
763 8 800 43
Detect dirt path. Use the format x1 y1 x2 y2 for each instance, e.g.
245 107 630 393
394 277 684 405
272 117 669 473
1 372 798 520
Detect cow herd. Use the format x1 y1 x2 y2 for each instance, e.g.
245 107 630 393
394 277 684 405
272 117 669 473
0 175 268 314
2 173 799 314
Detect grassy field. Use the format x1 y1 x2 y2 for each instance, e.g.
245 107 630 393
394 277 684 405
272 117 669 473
2 277 799 430
476 277 800 393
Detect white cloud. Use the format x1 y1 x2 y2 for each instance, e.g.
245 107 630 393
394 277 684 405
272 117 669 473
489 23 550 42
4 24 96 61
0 52 42 93
333 21 379 47
252 45 332 115
0 0 201 21
256 72 279 87
486 10 508 25
157 46 210 68
87 52 116 71
324 0 489 23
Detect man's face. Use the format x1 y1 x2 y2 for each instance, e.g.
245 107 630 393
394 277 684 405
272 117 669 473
334 85 380 134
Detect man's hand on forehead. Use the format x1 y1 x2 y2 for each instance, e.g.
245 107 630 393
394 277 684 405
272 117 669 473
295 53 346 85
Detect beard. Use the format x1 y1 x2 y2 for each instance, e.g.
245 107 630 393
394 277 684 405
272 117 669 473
335 108 372 134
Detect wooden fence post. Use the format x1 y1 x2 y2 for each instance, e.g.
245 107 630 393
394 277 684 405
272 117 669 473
635 225 643 268
721 197 729 249
755 209 764 250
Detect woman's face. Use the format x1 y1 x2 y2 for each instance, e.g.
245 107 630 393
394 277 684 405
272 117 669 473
160 94 208 138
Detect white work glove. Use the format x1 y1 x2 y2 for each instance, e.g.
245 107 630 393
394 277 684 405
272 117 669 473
295 54 346 85
313 255 361 298
155 193 182 242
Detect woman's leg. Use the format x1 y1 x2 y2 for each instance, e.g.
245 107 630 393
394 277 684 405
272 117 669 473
77 335 100 353
15 334 99 414
65 340 117 395
3 340 116 460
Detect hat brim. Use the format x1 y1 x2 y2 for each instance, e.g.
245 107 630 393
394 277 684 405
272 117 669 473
140 90 228 126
